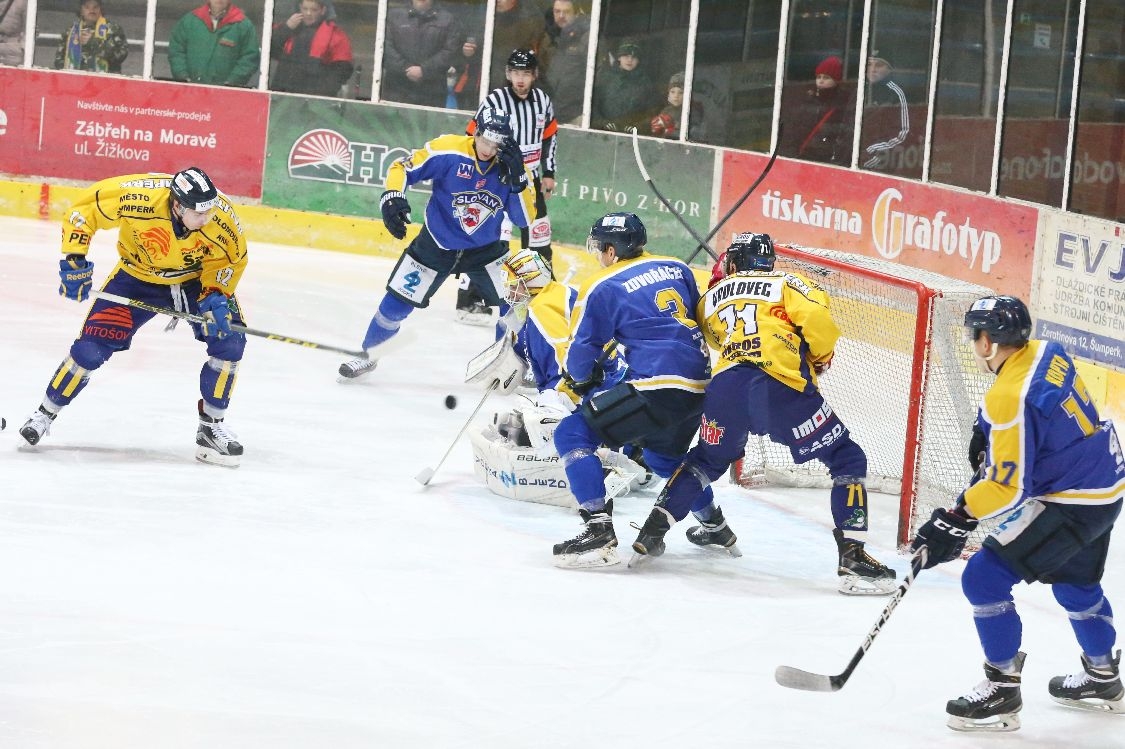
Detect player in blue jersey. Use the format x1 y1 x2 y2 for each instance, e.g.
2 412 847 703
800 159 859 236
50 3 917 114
911 295 1124 732
338 106 537 379
628 233 895 587
550 212 730 568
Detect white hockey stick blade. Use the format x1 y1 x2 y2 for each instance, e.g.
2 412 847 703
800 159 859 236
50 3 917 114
773 665 839 692
414 467 436 486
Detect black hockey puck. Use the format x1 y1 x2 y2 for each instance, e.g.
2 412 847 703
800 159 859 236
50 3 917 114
444 395 457 410
0 417 5 431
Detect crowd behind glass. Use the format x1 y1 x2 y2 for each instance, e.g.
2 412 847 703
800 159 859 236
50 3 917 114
1 0 1122 222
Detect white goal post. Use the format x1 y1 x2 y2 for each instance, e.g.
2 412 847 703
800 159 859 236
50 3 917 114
730 244 996 549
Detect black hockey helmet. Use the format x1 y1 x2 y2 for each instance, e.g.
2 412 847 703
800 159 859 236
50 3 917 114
507 48 538 71
474 107 513 145
587 212 647 259
964 295 1032 346
170 167 219 212
725 232 775 273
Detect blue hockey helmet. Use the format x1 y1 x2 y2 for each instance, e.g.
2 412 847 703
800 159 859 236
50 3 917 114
474 107 513 146
170 167 219 212
725 232 775 272
964 296 1032 346
587 212 647 259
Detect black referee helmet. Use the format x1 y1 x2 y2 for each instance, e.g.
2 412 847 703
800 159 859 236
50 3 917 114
507 48 538 71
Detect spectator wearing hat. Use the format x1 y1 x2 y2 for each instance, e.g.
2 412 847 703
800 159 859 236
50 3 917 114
53 0 129 73
861 53 909 171
270 0 354 97
650 71 705 140
592 37 661 134
781 55 853 166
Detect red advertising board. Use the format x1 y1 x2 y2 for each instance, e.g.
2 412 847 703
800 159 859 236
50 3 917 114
718 152 1039 297
0 69 267 198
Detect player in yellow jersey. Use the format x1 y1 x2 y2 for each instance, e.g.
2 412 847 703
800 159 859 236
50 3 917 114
18 167 250 466
629 232 896 591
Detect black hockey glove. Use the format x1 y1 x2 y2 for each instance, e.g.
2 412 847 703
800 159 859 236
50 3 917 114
497 139 528 193
563 361 605 397
380 190 412 240
911 504 978 568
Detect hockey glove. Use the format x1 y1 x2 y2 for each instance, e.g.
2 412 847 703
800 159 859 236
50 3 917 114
58 255 94 302
911 504 978 568
380 190 412 240
812 352 834 375
198 290 233 340
563 362 605 397
497 139 528 193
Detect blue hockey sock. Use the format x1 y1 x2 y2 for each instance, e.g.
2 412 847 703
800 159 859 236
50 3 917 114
363 295 413 350
1054 583 1116 658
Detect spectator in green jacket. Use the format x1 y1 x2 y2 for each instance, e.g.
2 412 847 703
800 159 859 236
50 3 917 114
54 0 129 74
168 0 260 86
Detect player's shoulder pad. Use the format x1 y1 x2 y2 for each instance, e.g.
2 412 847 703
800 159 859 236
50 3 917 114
426 133 476 158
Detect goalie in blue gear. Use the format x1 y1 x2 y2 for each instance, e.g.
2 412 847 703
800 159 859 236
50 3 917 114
338 106 536 380
910 295 1124 732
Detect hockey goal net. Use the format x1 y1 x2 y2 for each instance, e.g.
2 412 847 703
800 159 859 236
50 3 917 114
730 244 995 549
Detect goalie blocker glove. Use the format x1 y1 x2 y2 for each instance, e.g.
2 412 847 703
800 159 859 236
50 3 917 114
912 504 978 568
380 190 412 240
58 254 94 301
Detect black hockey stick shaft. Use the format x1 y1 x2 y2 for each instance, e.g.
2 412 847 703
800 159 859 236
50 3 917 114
685 125 782 266
415 379 499 486
630 128 722 262
96 291 367 358
774 547 929 692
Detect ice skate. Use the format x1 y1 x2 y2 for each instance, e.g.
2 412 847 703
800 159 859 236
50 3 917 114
196 400 243 468
455 300 493 327
338 354 378 380
1049 650 1124 714
553 504 619 568
686 507 742 558
946 652 1025 732
19 405 58 446
834 528 896 595
628 506 673 568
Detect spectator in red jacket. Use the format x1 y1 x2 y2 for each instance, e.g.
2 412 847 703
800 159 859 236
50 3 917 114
270 0 354 97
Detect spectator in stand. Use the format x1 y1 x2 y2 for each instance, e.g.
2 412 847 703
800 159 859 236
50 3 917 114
451 32 481 109
861 53 909 171
53 0 129 74
538 0 589 125
489 0 543 90
270 0 354 97
382 0 459 107
0 0 28 66
649 71 705 140
781 55 853 166
168 0 260 86
592 37 661 134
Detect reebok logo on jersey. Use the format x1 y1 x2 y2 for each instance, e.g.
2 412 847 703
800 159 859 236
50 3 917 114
699 416 725 445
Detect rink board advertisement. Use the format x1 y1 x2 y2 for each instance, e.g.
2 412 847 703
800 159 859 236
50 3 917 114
716 152 1039 297
1034 211 1125 370
0 69 267 197
262 96 716 254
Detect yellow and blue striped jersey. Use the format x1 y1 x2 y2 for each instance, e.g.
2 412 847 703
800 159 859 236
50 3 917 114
966 339 1125 520
698 270 837 393
61 172 248 293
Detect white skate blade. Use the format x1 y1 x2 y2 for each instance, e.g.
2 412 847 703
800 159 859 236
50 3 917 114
627 551 658 569
947 712 1021 732
838 574 896 596
415 467 435 486
195 446 241 468
553 546 621 569
1050 695 1125 714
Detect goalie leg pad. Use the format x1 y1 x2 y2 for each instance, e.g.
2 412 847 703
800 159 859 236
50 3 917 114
468 428 573 506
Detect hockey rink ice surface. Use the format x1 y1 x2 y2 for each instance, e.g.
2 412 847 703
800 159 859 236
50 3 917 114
2 215 1123 749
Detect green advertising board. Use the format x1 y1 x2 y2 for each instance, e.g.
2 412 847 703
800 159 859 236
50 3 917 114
263 95 717 260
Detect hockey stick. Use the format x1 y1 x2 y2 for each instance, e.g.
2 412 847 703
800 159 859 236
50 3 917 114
630 128 722 262
415 379 500 486
774 546 929 692
95 292 367 358
684 125 782 266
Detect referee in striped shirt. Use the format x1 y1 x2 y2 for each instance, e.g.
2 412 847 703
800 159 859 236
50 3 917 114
458 48 558 325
